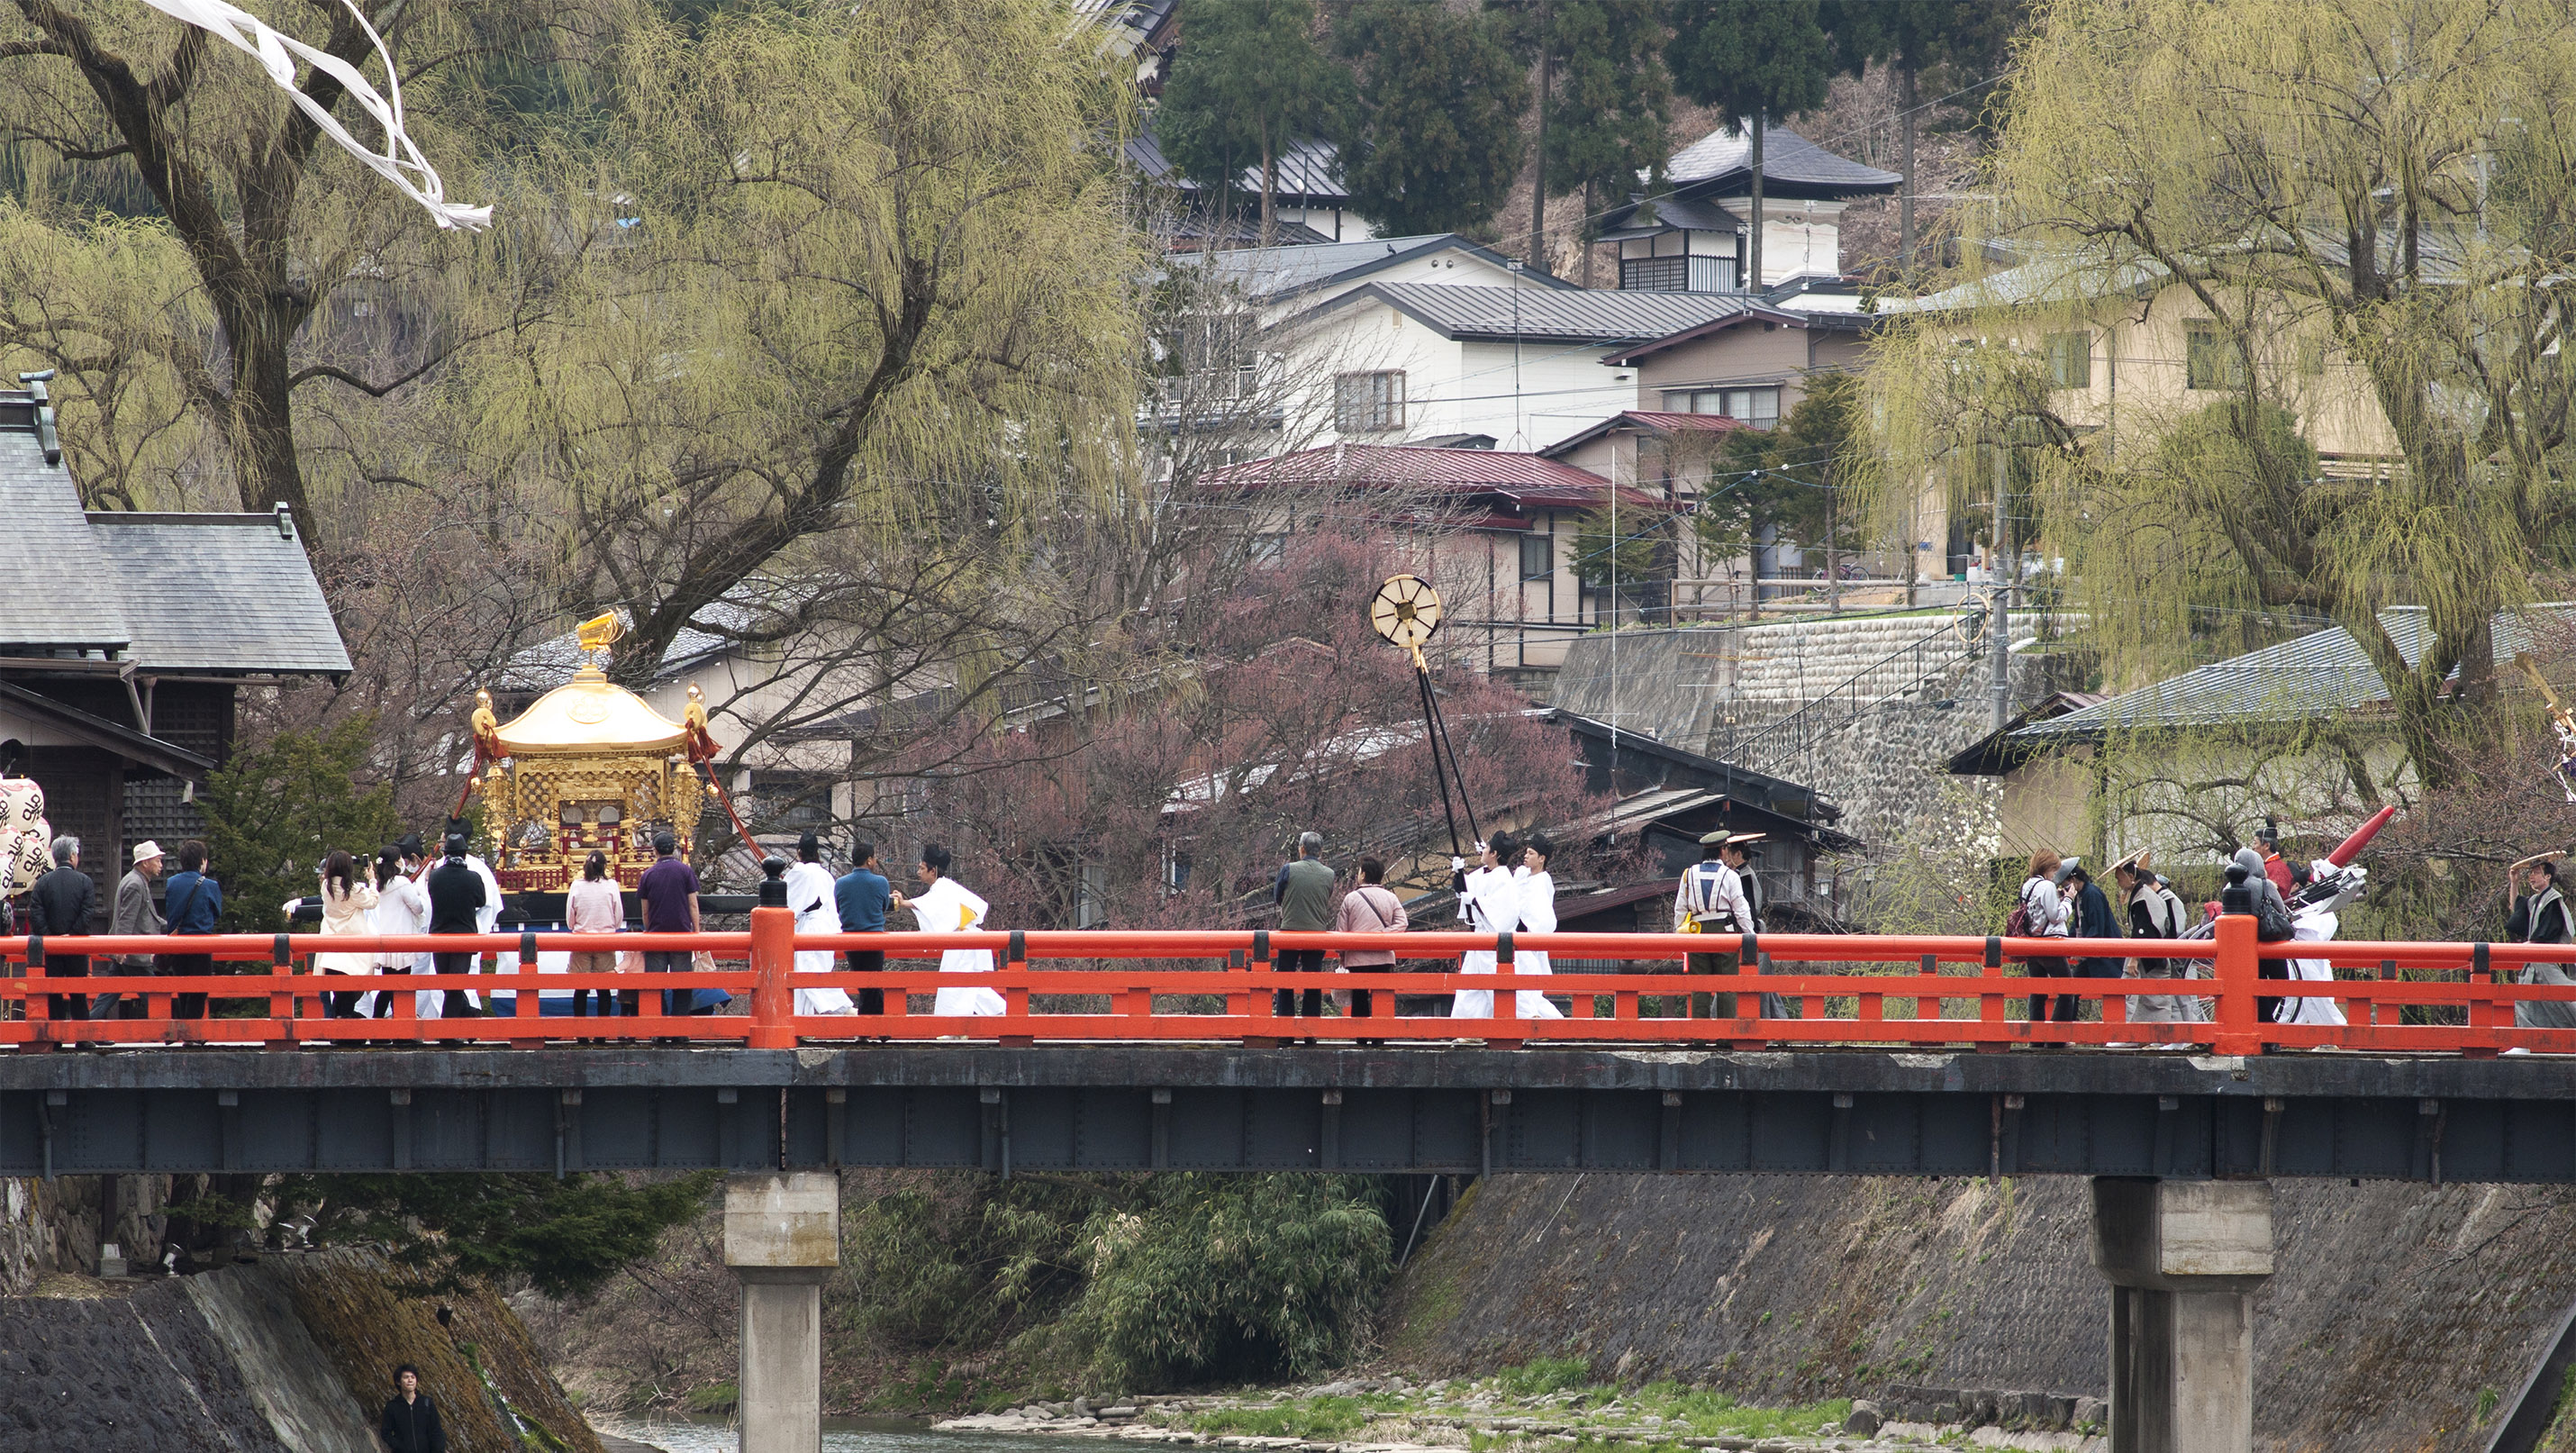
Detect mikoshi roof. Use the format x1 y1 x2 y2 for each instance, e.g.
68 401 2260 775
495 666 691 756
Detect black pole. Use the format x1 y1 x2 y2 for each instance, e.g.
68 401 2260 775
1423 665 1483 849
1417 662 1465 857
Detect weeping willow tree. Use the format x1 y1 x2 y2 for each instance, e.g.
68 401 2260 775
1866 0 2576 787
0 0 611 538
485 0 1149 682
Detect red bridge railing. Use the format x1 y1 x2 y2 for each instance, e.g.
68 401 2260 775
4 913 2573 1055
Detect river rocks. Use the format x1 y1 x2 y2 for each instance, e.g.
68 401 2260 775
1842 1400 1882 1436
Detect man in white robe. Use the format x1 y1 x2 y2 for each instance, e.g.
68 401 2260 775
785 832 854 1016
894 843 1003 1018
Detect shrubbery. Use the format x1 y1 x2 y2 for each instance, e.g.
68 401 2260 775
844 1171 1395 1389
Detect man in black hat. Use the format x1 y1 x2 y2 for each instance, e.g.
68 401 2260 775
1673 831 1755 1025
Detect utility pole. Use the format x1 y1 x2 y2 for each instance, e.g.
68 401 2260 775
1990 440 2011 734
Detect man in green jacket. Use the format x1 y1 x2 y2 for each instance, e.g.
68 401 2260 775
1274 831 1336 1022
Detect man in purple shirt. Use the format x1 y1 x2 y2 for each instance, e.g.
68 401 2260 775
637 830 702 1023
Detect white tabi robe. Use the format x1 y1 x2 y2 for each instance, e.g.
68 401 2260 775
362 873 430 1018
910 875 1004 1016
2276 906 2349 1027
785 860 855 1015
1452 864 1559 1019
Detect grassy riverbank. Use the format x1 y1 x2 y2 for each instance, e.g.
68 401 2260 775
960 1361 1864 1448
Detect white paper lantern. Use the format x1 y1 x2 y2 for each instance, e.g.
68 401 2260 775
0 778 41 831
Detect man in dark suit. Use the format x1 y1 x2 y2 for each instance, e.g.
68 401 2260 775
423 833 486 1018
29 834 96 1022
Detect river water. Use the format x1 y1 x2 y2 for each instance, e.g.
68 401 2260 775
592 1414 1116 1453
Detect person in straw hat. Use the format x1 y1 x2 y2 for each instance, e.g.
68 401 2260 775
2113 850 2201 1028
2507 852 2576 1033
100 840 166 1020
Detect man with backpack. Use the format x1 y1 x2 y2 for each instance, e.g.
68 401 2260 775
2010 851 2075 1022
1673 831 1757 1022
2230 845 2299 1020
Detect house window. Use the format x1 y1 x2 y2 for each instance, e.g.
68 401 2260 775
2044 331 2091 389
2185 322 2244 390
1519 532 1554 580
1664 386 1781 429
1335 370 1406 432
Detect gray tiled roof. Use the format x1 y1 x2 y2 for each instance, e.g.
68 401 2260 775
86 514 352 675
1664 124 1902 193
1356 283 1755 345
0 409 130 652
1204 232 1574 303
2012 606 2576 740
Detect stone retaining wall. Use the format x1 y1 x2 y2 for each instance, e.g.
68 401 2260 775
1380 1172 2576 1452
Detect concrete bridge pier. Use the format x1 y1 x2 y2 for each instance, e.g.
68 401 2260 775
725 1172 841 1453
2091 1177 2273 1453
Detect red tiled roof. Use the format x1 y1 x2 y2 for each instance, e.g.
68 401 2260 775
1202 445 1664 509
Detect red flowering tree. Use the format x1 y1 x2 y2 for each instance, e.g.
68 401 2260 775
897 531 1609 931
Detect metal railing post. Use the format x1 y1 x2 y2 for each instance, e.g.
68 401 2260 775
2214 913 2262 1056
748 908 797 1050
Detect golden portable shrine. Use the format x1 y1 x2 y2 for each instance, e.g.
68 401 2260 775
465 613 739 892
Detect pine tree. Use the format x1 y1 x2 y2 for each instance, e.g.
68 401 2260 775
1336 1 1528 236
1827 1 2030 271
1668 0 1834 291
1490 0 1671 276
1159 0 1354 238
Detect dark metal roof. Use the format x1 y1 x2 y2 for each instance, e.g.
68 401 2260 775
1208 233 1574 303
1596 125 1900 240
0 395 131 654
1320 282 1756 347
0 678 213 776
86 513 351 676
1552 709 1832 810
1665 123 1902 195
1600 304 1866 365
2009 607 2576 742
1598 195 1744 241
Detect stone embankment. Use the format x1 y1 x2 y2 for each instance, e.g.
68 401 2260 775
1383 1173 2576 1452
1 1245 600 1453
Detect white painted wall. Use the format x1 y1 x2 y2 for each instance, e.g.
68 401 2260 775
1274 298 1638 450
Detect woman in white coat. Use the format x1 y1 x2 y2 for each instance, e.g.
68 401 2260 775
784 832 854 1016
1451 834 1563 1021
893 843 1004 1018
367 844 428 1019
312 850 378 1019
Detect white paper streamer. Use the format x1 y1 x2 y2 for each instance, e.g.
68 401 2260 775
139 0 493 230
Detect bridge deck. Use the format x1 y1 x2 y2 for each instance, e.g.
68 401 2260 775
8 1046 2576 1181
